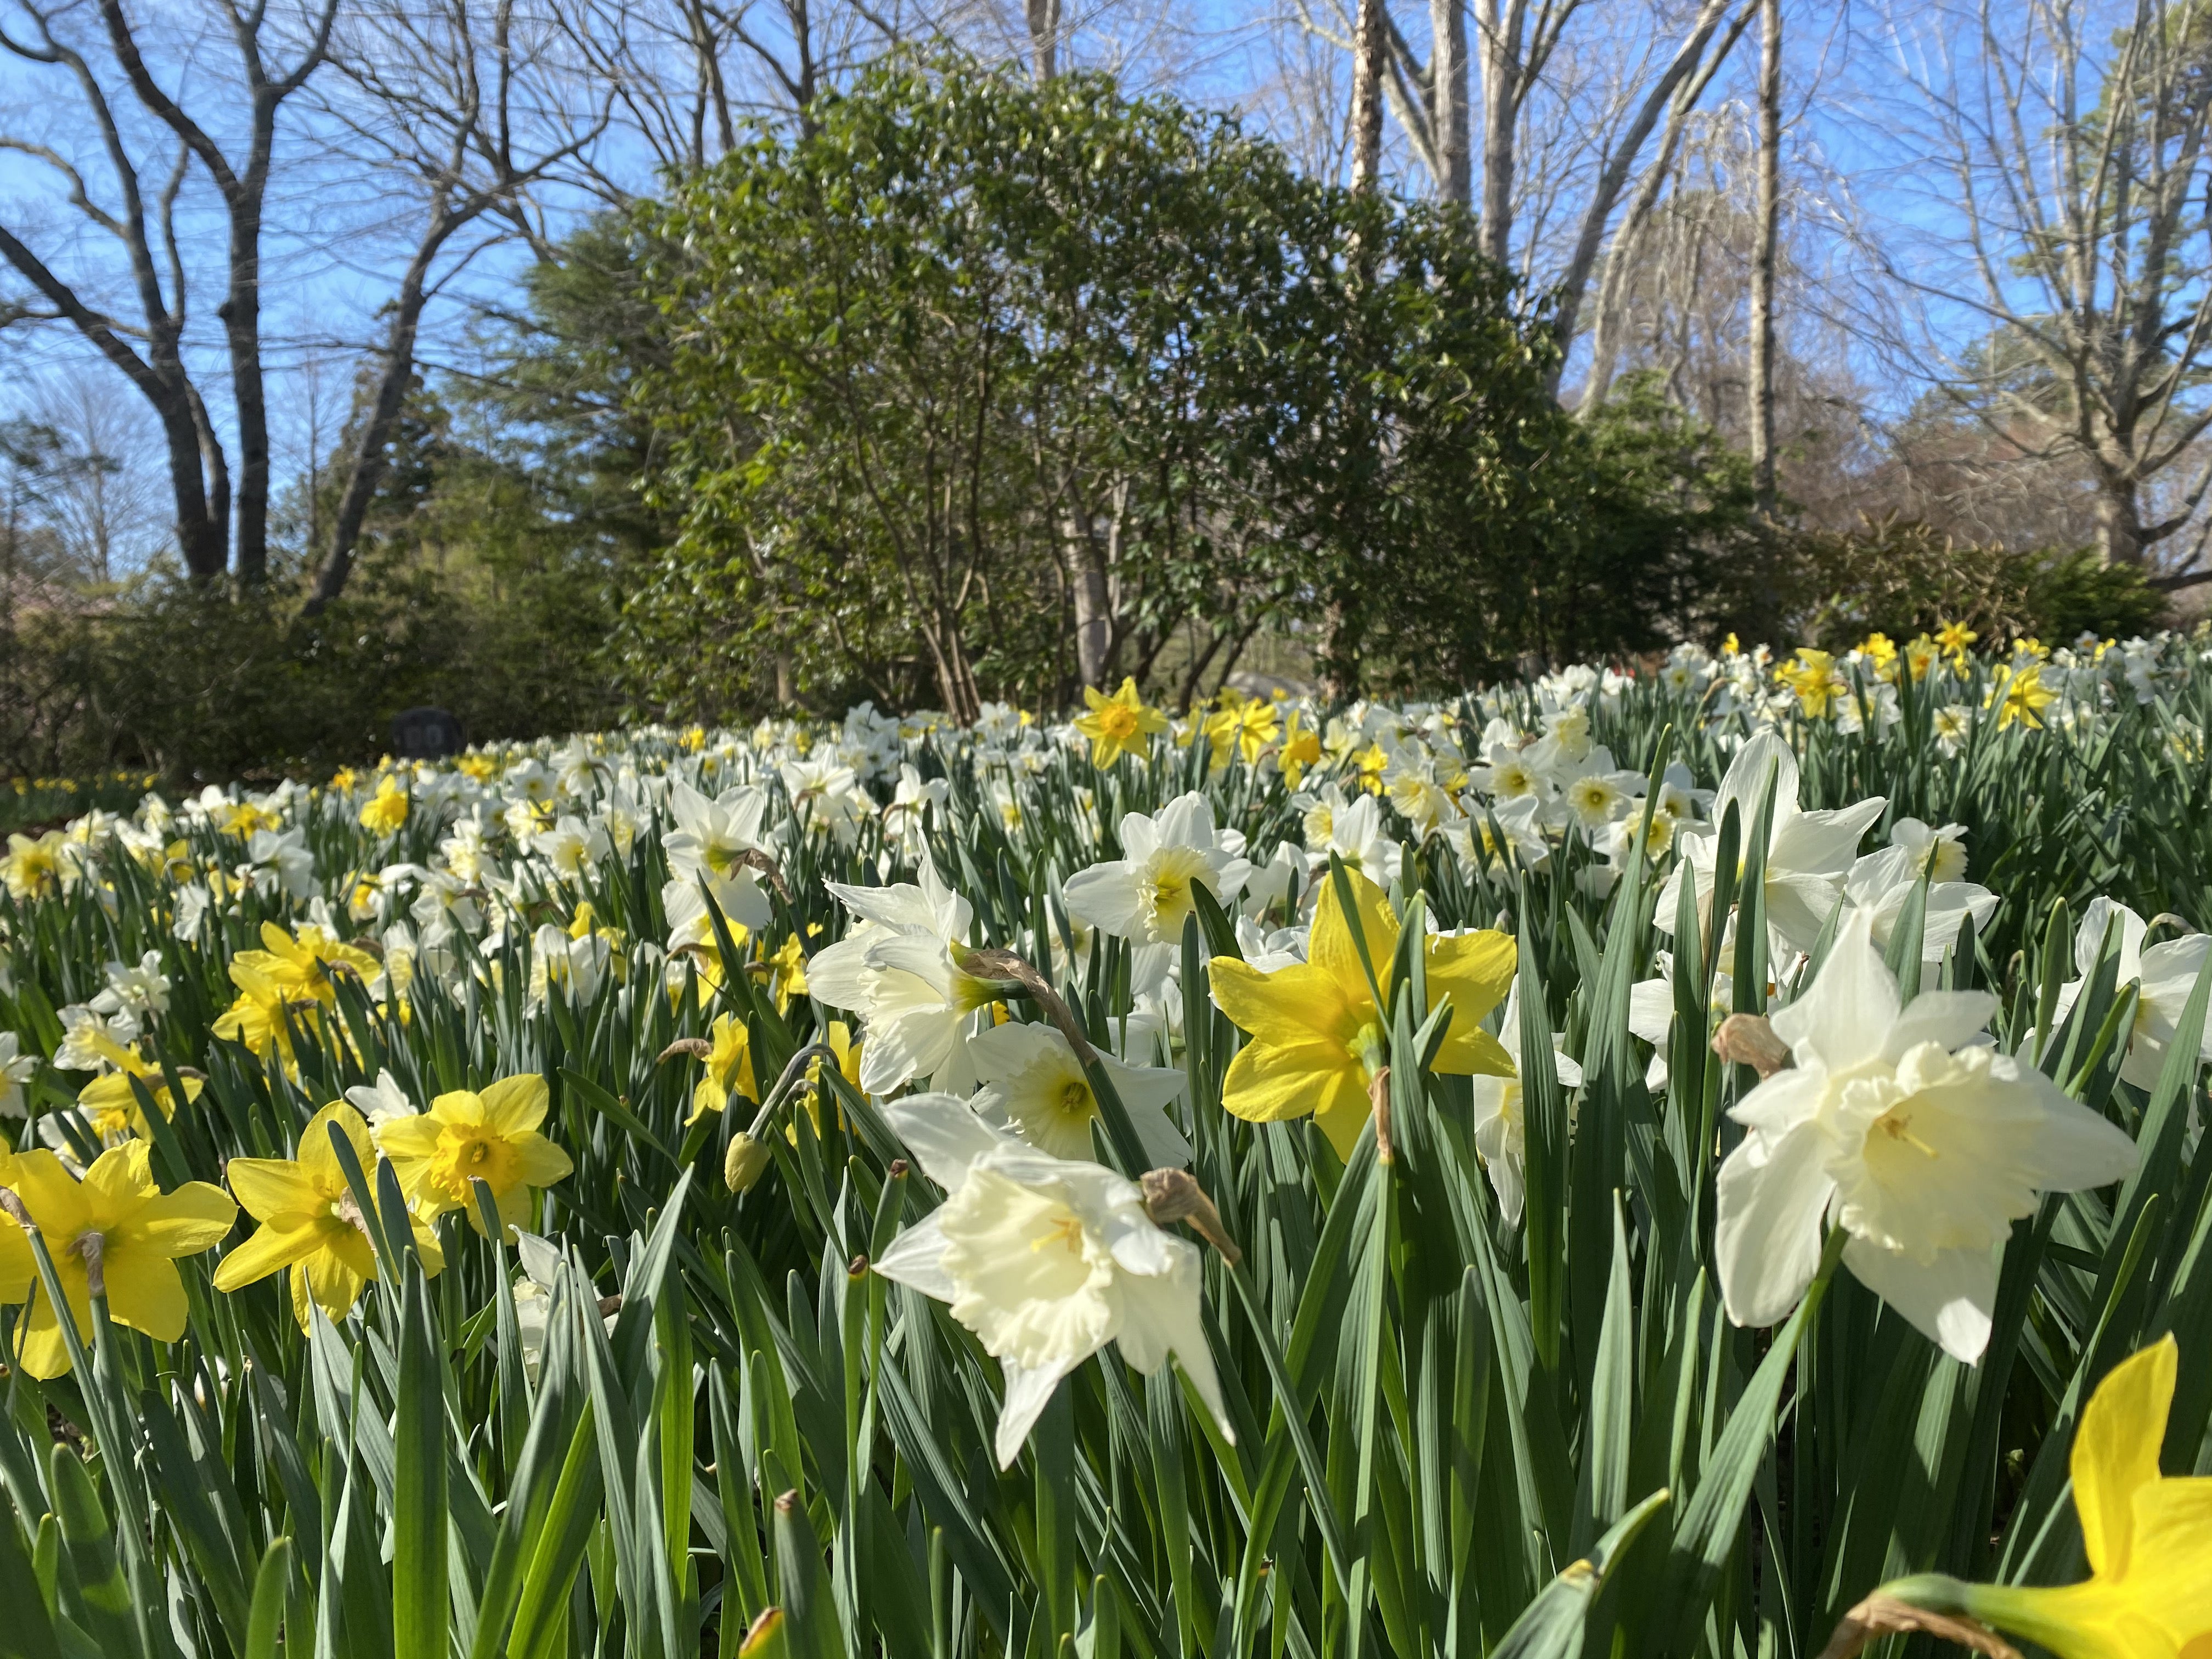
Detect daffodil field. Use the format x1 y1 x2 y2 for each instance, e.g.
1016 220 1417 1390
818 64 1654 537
2 629 2211 1659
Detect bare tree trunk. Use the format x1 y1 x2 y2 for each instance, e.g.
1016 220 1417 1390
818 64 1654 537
308 233 444 613
98 0 340 585
1543 0 1737 394
1476 0 1525 266
1350 0 1387 191
1025 0 1061 81
1748 0 1781 516
2097 477 2147 567
1431 0 1470 205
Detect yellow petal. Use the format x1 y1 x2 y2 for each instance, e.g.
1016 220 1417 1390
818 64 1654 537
14 1273 93 1378
376 1115 445 1161
103 1250 189 1342
8 1148 91 1237
225 1156 326 1224
213 1219 321 1291
80 1141 157 1220
1221 1040 1361 1126
296 1103 375 1193
2074 1336 2176 1579
297 1241 374 1329
1309 868 1399 1000
1432 1024 1518 1081
131 1182 239 1257
479 1074 550 1136
509 1134 574 1189
1210 959 1360 1047
0 1216 31 1303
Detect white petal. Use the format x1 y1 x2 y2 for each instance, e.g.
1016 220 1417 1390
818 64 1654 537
1063 865 1143 935
873 1214 958 1302
1115 1249 1234 1446
1771 909 1896 1072
1883 990 2000 1060
995 1356 1078 1469
883 1092 1010 1188
1842 1239 1997 1365
1716 1121 1835 1329
2074 897 2146 980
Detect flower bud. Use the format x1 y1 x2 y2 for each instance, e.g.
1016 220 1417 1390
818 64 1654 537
724 1131 771 1193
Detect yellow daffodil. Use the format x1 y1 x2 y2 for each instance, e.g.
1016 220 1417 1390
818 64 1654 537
330 766 360 792
1075 678 1169 769
358 775 410 834
218 799 282 839
1778 648 1844 718
1 1141 235 1379
1987 663 2058 731
1936 619 1978 662
213 923 382 1069
213 1103 444 1329
1903 633 1938 682
796 1020 863 1140
3 830 72 901
1860 633 1900 681
1278 710 1323 788
1207 868 1516 1156
762 931 809 1011
458 754 499 782
1352 742 1389 795
1206 698 1280 770
375 1074 572 1237
686 1013 760 1126
75 1034 202 1143
1850 1336 2212 1658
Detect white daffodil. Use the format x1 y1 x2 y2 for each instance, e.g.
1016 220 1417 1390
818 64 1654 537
809 862 994 1096
1658 727 1886 958
780 758 871 847
0 1030 35 1117
344 1068 417 1126
881 764 950 858
528 923 611 1010
1063 793 1252 947
1716 911 2137 1364
1468 986 1583 1224
2053 898 2212 1090
510 1230 616 1386
968 1018 1192 1165
1843 821 1999 966
663 781 777 910
93 950 172 1027
1468 737 1547 805
1299 788 1402 885
872 1093 1232 1469
531 815 608 884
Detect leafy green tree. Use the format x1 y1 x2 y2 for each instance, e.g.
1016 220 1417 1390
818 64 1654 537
627 57 1361 718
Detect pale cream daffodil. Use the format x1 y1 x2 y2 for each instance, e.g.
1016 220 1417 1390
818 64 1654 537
1717 910 2137 1363
968 1018 1192 1166
1062 793 1252 948
872 1092 1232 1469
1658 727 1887 958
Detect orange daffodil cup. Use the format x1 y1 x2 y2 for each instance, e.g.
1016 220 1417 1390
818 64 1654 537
1206 866 1517 1157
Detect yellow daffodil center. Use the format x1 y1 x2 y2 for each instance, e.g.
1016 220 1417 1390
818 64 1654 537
1094 702 1139 743
426 1124 520 1207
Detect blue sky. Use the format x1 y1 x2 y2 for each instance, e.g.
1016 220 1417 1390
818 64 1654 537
0 0 2040 569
